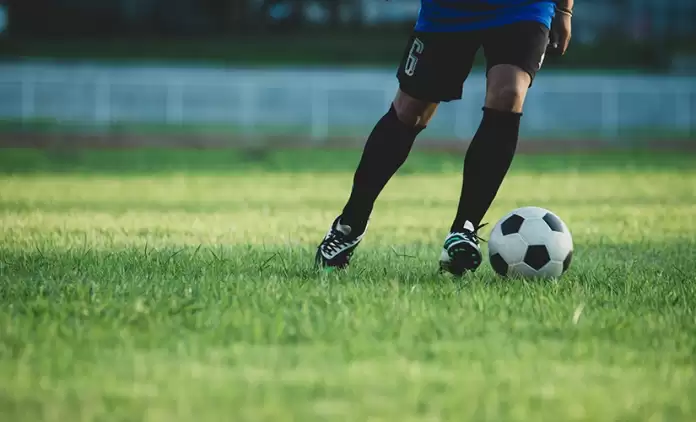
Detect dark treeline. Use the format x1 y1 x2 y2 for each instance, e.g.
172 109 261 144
8 0 368 37
2 0 692 71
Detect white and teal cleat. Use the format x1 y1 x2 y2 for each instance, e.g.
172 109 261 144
439 220 486 276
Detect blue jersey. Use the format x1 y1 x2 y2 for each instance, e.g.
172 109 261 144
415 0 556 32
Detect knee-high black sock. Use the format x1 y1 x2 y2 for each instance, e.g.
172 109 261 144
341 105 424 232
451 107 521 231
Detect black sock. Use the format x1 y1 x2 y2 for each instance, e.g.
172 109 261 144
451 107 521 232
341 105 424 232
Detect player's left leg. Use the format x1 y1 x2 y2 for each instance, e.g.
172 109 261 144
314 89 436 270
441 21 550 276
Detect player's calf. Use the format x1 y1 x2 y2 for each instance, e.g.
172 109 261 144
336 89 436 240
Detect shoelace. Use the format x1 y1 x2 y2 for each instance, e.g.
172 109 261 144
466 222 489 243
322 230 350 255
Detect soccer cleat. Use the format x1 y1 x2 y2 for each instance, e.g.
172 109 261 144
439 220 487 276
315 216 367 270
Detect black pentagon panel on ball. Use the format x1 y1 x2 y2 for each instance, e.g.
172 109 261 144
562 250 573 272
542 212 565 233
501 214 525 235
524 245 551 270
490 253 508 276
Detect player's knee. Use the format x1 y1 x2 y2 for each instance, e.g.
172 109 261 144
485 64 531 112
394 106 428 128
394 106 417 127
393 89 438 128
485 84 525 112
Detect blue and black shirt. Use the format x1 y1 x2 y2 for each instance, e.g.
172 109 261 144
416 0 556 32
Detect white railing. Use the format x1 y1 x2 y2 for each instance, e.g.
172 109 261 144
1 63 694 142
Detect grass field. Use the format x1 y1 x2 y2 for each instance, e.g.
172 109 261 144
0 149 695 422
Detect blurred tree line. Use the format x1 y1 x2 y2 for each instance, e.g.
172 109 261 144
8 0 370 36
6 0 696 40
2 0 694 71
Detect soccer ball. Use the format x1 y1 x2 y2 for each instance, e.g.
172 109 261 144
488 207 573 279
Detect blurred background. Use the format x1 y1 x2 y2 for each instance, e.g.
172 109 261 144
0 0 695 150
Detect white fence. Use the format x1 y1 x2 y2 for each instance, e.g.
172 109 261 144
0 62 694 143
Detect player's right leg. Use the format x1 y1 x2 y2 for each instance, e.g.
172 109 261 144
442 21 553 276
315 33 473 271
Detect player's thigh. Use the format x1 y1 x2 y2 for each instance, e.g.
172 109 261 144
482 21 549 110
483 21 549 84
396 31 480 109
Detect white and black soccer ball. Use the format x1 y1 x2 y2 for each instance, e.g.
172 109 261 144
488 207 573 279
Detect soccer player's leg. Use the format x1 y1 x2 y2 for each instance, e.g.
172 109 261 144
442 21 550 276
315 33 469 270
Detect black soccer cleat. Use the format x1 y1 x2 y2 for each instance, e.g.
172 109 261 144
439 220 487 276
315 216 367 271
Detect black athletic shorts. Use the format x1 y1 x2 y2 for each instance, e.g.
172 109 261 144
396 21 550 103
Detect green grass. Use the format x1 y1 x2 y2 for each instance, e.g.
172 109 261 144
2 148 695 174
2 118 694 142
0 149 695 422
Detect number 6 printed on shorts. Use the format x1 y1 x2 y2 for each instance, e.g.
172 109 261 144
404 38 424 77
